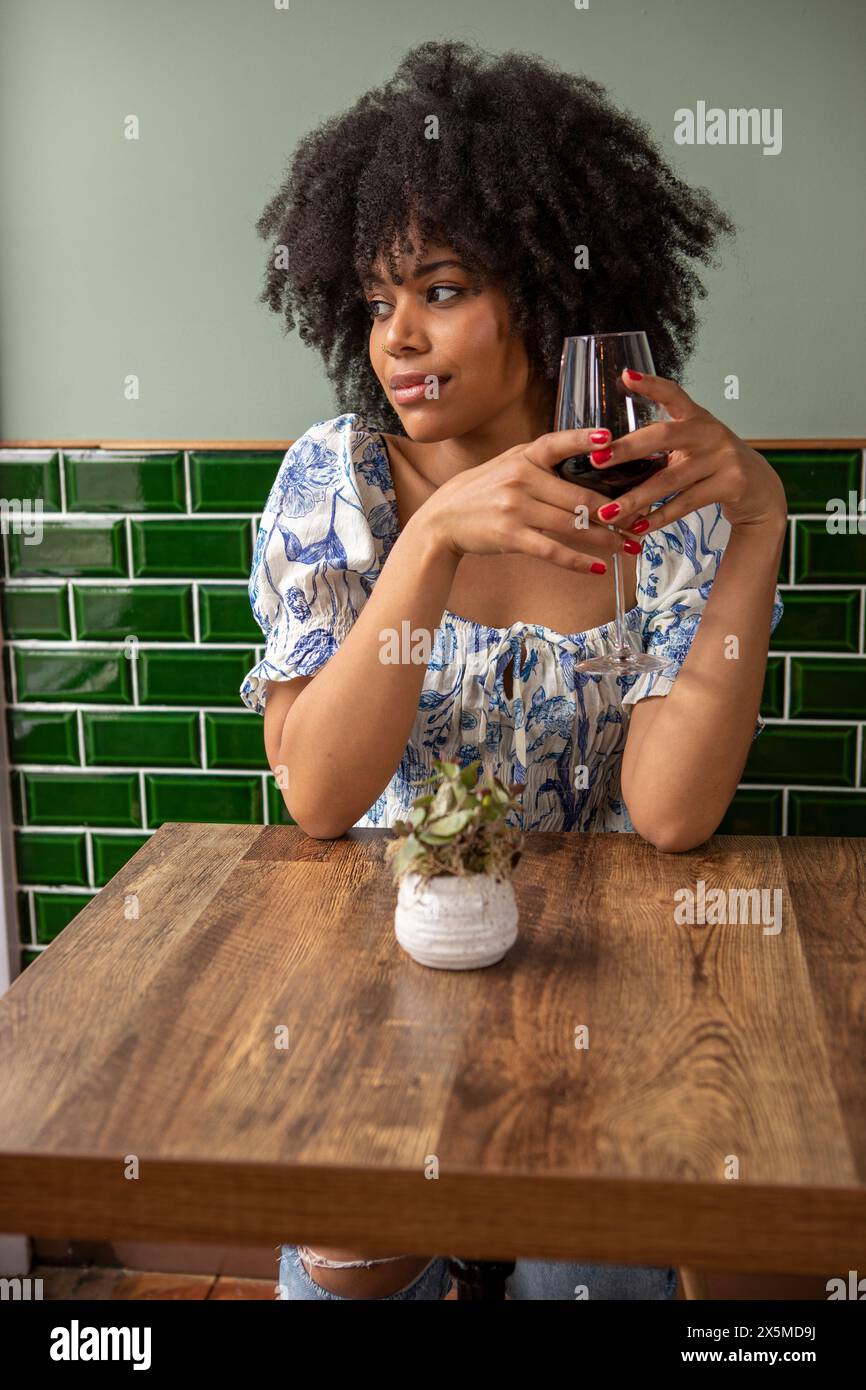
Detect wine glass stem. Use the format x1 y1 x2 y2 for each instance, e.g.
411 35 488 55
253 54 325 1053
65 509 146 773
610 525 629 655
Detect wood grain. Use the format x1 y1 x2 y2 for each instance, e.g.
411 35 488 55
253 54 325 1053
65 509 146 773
1 823 864 1274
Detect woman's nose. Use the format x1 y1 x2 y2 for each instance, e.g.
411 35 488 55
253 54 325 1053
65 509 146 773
383 299 429 353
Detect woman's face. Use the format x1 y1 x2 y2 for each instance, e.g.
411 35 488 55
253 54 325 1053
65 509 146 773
364 227 551 442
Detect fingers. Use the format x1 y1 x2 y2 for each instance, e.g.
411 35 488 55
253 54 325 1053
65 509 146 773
524 428 613 472
528 466 649 535
513 526 609 575
515 498 641 561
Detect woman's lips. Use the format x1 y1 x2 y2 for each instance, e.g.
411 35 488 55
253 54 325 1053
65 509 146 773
392 377 450 404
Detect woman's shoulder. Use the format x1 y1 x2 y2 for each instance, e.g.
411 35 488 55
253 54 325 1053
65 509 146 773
263 412 396 518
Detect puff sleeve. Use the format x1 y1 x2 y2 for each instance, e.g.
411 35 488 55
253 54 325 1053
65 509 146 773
239 414 398 715
620 499 784 740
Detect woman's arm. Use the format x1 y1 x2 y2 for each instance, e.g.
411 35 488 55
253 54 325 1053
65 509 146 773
269 511 460 837
621 516 787 852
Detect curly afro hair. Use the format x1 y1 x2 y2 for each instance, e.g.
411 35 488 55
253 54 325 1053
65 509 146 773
256 38 736 437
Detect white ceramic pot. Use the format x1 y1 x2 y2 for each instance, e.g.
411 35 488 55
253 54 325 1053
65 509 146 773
394 870 519 970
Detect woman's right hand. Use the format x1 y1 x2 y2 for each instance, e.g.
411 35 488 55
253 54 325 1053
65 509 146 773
418 428 646 574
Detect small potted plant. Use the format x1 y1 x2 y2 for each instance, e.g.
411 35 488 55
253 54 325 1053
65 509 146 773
385 758 525 970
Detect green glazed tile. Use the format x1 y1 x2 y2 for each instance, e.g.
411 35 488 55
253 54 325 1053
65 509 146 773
144 774 263 827
15 831 88 886
770 590 860 653
138 649 256 705
716 788 783 836
34 891 96 943
189 451 284 512
22 772 142 826
0 452 61 510
20 948 43 971
742 725 857 786
64 451 185 512
794 521 866 584
17 890 32 936
130 520 251 578
777 524 791 584
91 833 150 886
759 450 860 513
789 658 866 720
83 711 201 767
13 649 132 703
198 585 261 642
266 777 294 825
204 712 269 769
1 586 70 639
74 584 194 640
10 771 24 823
761 657 784 719
8 520 127 577
6 710 79 764
788 791 866 836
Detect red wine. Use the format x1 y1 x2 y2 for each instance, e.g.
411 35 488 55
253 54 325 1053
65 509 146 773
554 453 668 500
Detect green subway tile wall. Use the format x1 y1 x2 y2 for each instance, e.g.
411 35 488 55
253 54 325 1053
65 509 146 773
2 444 865 973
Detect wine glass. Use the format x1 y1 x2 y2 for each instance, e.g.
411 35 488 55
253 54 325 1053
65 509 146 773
553 331 671 675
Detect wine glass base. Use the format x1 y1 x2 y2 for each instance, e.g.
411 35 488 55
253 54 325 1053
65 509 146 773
575 651 671 676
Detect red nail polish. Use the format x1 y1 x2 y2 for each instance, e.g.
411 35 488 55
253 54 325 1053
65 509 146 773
631 518 650 534
590 562 607 574
598 502 621 520
625 369 643 381
590 448 612 464
622 538 643 554
590 430 610 443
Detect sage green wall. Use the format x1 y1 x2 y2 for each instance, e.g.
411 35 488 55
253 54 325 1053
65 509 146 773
0 0 863 440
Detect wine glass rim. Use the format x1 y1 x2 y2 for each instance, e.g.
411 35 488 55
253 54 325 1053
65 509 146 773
563 331 648 341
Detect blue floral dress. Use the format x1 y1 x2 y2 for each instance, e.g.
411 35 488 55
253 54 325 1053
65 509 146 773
240 413 783 832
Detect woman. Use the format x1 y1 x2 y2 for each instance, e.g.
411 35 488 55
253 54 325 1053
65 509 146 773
241 40 787 1300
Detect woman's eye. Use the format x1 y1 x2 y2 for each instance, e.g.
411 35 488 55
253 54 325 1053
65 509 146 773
366 285 463 319
428 285 463 303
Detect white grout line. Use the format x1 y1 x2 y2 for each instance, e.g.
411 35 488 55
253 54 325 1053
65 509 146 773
788 518 796 585
856 724 864 789
84 829 95 887
262 771 270 825
26 889 35 944
0 526 9 582
199 710 207 769
129 649 139 705
125 515 134 580
6 701 258 713
781 786 789 837
8 640 254 649
15 825 156 835
13 762 271 775
57 449 68 511
860 589 865 655
183 451 193 514
67 580 77 640
12 509 261 520
783 655 791 720
3 577 248 587
76 708 86 765
138 769 147 830
191 580 201 644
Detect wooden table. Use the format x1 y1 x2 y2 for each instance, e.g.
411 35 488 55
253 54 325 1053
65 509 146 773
1 823 864 1289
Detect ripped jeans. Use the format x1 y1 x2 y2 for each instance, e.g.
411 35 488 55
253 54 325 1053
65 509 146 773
275 1246 678 1301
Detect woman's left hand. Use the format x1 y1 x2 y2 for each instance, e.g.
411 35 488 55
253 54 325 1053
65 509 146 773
590 368 789 535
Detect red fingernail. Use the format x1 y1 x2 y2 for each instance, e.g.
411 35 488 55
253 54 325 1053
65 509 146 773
622 538 643 554
598 502 621 520
625 369 643 381
590 430 610 443
590 448 612 464
590 562 607 574
631 518 650 534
